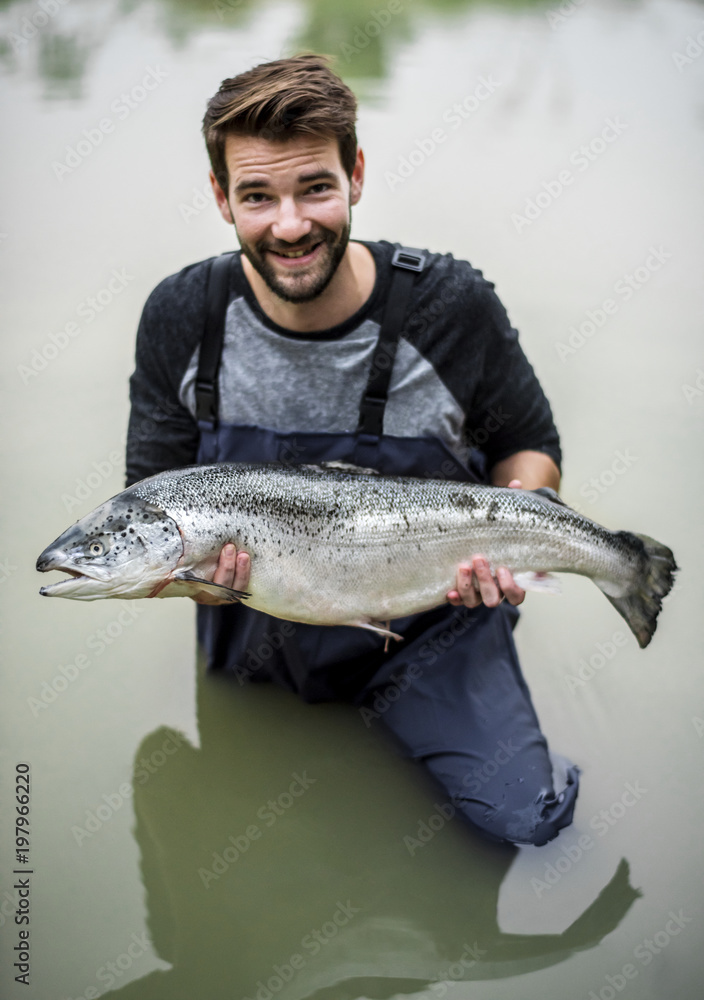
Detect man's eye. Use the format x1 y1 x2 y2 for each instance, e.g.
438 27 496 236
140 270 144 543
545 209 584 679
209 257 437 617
307 183 330 194
243 192 269 203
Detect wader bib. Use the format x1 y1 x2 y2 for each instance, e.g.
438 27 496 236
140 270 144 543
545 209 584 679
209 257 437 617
193 249 579 845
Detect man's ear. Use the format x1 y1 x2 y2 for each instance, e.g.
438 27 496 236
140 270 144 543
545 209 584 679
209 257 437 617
210 170 234 224
349 147 364 206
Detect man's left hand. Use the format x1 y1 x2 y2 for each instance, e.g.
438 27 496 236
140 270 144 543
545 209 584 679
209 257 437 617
446 479 526 609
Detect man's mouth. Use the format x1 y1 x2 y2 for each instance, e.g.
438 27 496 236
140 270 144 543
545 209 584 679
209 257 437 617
268 241 323 262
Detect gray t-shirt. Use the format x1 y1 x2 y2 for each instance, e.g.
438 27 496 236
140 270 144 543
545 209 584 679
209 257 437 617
126 240 560 486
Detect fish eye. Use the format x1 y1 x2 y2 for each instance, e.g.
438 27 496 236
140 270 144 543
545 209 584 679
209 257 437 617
89 540 104 557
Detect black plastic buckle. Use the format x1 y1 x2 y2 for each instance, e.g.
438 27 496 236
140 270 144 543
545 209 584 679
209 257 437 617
391 248 426 272
358 396 386 436
195 379 216 423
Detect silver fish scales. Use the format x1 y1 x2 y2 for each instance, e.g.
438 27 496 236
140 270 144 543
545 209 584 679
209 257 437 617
36 462 677 648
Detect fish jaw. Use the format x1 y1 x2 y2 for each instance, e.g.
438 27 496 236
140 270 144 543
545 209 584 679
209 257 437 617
37 544 169 600
38 567 163 600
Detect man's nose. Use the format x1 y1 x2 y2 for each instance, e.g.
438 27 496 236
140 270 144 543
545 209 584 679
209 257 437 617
271 198 312 245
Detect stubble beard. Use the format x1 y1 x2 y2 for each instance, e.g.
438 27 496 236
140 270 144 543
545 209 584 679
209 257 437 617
237 220 352 304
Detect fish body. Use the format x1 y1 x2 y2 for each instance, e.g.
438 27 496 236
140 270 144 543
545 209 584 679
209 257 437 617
36 462 677 648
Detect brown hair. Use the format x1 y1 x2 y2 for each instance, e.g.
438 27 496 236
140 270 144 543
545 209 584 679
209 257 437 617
202 54 358 192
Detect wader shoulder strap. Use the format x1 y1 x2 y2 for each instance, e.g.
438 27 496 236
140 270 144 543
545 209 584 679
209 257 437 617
195 252 235 427
357 247 426 436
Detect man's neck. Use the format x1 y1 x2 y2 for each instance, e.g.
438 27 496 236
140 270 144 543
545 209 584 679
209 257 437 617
241 241 376 333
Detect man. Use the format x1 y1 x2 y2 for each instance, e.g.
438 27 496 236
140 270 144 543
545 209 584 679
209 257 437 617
126 54 579 847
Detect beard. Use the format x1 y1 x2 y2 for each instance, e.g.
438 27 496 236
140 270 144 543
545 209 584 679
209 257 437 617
236 220 351 304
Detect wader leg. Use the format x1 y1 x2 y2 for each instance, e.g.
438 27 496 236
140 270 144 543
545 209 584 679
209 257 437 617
360 604 580 847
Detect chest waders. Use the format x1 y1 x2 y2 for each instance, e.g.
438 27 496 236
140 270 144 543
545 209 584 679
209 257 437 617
193 248 580 846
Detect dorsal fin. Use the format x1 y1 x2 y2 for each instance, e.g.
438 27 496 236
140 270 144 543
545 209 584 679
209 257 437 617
531 486 570 507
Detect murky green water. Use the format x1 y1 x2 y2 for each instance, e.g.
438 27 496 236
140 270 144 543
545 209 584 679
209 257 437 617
1 0 703 997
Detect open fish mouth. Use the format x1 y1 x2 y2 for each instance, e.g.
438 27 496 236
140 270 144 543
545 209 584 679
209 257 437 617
38 565 103 597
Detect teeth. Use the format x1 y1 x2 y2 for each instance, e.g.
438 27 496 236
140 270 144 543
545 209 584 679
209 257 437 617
278 249 309 258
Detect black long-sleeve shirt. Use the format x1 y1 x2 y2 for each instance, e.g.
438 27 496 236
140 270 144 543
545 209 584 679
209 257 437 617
126 240 560 487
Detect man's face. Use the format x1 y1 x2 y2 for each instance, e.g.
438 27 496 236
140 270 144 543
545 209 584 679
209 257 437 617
212 133 364 303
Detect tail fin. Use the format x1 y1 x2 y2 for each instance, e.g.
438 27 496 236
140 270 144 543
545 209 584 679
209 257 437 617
599 533 677 648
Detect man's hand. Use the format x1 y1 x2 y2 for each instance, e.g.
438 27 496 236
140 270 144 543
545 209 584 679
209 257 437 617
446 479 526 609
192 544 251 605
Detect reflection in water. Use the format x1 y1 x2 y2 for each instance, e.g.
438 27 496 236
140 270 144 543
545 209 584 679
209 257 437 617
107 659 640 999
0 0 551 95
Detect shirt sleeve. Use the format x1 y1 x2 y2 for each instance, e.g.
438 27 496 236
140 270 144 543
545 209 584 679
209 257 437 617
125 267 207 486
464 280 562 473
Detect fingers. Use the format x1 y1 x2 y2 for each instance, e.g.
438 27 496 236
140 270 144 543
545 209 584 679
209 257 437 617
469 556 503 608
507 479 522 489
447 563 482 608
496 566 526 606
233 550 251 591
193 544 251 605
447 556 526 609
212 543 237 587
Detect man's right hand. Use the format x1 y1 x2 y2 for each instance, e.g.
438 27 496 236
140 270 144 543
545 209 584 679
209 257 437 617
192 544 251 605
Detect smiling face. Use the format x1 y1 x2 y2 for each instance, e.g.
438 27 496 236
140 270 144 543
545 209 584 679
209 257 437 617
210 133 364 303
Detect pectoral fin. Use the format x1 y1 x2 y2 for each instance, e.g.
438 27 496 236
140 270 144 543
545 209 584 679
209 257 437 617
171 571 250 603
354 620 404 641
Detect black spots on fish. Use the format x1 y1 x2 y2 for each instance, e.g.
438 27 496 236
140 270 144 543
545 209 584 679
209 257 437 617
162 526 169 532
120 532 127 538
447 490 480 513
129 527 135 534
486 499 500 523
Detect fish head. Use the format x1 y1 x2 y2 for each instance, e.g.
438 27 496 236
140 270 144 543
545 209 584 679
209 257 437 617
36 493 183 600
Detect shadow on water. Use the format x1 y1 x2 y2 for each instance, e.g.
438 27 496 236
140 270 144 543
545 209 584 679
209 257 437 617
105 656 641 999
